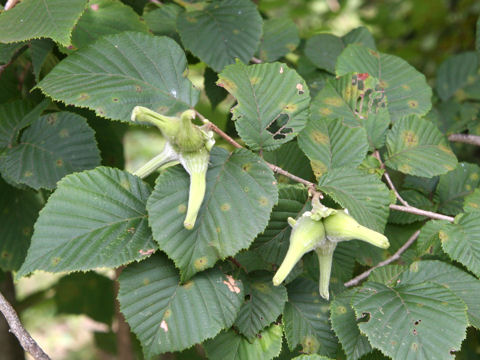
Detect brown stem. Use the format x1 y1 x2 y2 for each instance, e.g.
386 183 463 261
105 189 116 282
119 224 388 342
344 230 421 287
114 267 134 360
0 287 50 360
448 134 480 147
389 204 454 222
373 150 409 207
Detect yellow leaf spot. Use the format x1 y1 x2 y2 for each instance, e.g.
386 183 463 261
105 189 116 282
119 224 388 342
336 305 347 315
323 97 343 107
178 204 187 213
311 160 327 178
183 281 194 289
401 130 419 147
283 103 297 112
467 202 478 208
253 282 269 293
120 179 130 191
163 309 172 319
194 257 208 271
216 226 221 233
259 196 269 206
249 77 260 85
402 84 410 90
411 343 418 351
465 184 472 191
24 171 33 177
470 173 479 181
399 164 412 173
186 16 197 23
301 335 320 354
439 230 448 243
221 203 231 211
223 275 241 293
1 251 11 259
51 257 61 266
56 159 63 167
233 29 240 34
310 130 329 144
286 43 296 51
379 79 388 88
319 107 332 116
408 100 419 108
409 262 419 272
368 49 380 58
143 278 150 285
59 129 69 138
217 78 236 92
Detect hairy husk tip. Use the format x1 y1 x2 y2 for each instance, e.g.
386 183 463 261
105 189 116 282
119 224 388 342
273 214 326 286
131 106 181 139
323 211 390 249
180 150 209 230
315 241 336 300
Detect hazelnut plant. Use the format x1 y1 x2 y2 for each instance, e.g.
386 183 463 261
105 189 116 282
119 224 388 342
0 0 480 359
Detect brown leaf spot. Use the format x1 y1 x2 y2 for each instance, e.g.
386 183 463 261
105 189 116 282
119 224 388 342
220 203 231 212
223 275 241 293
56 159 63 167
46 114 57 125
259 196 269 206
336 305 347 315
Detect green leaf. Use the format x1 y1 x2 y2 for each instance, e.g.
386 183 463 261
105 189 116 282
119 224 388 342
384 115 457 177
388 190 435 224
477 17 480 52
400 260 480 329
0 0 88 46
258 18 299 62
283 278 337 356
118 254 243 357
0 100 49 150
0 178 42 271
292 356 335 360
330 289 372 360
317 168 391 232
147 148 278 281
177 0 262 72
250 185 308 265
54 272 114 324
0 112 101 189
218 61 310 151
416 220 449 257
37 32 199 122
436 162 480 215
440 212 480 278
298 117 368 178
204 324 283 360
16 167 156 278
30 39 55 81
368 265 407 286
336 45 432 120
353 281 468 360
435 52 479 101
464 188 480 212
234 272 287 339
67 0 148 51
144 3 183 38
0 42 26 64
305 27 375 74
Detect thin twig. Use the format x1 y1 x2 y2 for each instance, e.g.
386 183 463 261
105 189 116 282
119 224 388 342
0 291 51 360
448 134 480 147
344 230 421 287
389 204 455 222
199 113 319 191
4 0 20 10
373 150 409 206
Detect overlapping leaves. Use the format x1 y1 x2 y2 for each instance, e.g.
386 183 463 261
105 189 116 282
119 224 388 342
118 254 244 357
37 32 199 121
17 167 156 277
147 148 278 281
0 0 88 46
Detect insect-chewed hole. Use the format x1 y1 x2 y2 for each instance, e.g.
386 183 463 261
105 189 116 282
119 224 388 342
266 113 292 140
